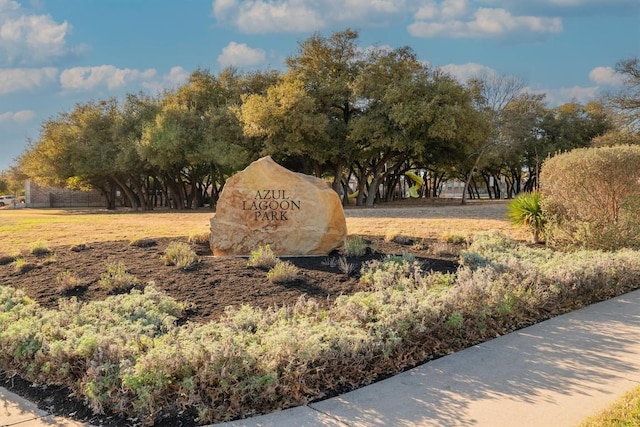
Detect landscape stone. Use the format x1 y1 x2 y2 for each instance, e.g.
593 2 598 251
210 156 347 256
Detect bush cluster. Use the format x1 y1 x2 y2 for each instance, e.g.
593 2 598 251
1 232 640 425
540 145 640 250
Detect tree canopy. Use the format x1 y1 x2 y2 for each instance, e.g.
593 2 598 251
12 30 637 209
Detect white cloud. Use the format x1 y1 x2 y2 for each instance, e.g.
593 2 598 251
217 42 266 67
0 0 74 64
142 66 190 93
60 65 157 91
0 109 36 124
409 7 562 39
236 1 324 33
439 62 498 83
589 66 625 86
0 67 57 94
532 85 600 106
212 0 407 33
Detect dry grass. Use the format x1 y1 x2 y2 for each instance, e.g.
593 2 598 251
0 201 523 252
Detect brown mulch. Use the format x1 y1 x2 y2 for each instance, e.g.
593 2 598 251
0 234 458 427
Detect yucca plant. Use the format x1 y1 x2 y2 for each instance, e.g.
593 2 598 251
507 192 545 244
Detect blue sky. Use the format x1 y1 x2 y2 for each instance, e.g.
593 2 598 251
1 0 638 171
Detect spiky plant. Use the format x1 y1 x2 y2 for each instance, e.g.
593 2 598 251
507 192 545 244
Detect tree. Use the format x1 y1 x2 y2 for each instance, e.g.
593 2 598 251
460 73 526 204
238 76 329 173
609 57 640 131
19 99 123 209
284 29 364 192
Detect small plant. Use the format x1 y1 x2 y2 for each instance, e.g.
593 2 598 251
507 192 545 244
99 259 139 292
0 254 16 265
163 241 199 269
439 232 468 245
12 257 34 274
384 230 413 245
70 242 91 252
266 260 299 283
187 232 210 245
30 241 51 256
429 241 459 258
129 237 157 248
321 257 339 268
337 256 356 276
42 253 57 265
247 244 279 269
344 236 368 257
56 270 82 292
411 239 428 251
384 252 416 264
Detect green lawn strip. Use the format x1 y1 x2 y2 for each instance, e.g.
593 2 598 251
578 385 640 427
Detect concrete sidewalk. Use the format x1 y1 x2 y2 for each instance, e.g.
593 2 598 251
2 290 640 427
0 386 86 427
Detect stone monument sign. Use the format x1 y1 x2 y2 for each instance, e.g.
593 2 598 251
209 156 347 256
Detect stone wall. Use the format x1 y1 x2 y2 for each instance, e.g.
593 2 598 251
25 181 105 208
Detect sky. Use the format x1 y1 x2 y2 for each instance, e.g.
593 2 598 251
0 0 638 171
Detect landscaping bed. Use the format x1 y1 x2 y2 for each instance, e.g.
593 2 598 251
1 232 639 426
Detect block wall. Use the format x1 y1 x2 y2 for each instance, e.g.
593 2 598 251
25 181 105 208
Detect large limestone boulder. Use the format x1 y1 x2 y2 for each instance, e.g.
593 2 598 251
210 156 347 256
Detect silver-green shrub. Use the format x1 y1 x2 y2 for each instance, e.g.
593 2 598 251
540 145 640 250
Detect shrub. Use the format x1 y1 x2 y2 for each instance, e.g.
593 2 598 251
384 230 413 245
428 241 459 257
247 244 278 269
99 259 139 292
12 257 34 274
337 256 356 276
70 243 91 252
0 254 16 265
163 241 199 269
42 253 57 265
540 145 640 250
187 232 210 245
266 260 299 283
2 232 640 426
30 241 51 256
507 192 545 243
344 236 368 257
438 232 468 245
56 270 82 292
129 237 157 248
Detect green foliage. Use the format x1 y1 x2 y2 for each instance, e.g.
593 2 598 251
56 270 82 292
129 237 157 248
384 230 413 245
99 259 140 293
507 192 545 243
578 384 640 427
438 232 468 245
266 260 299 283
187 232 210 245
541 145 640 250
1 238 640 425
12 257 33 274
344 236 368 257
337 257 356 276
247 244 279 269
30 241 51 256
163 241 199 269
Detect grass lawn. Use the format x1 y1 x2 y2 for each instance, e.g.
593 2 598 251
0 200 525 251
579 385 640 427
